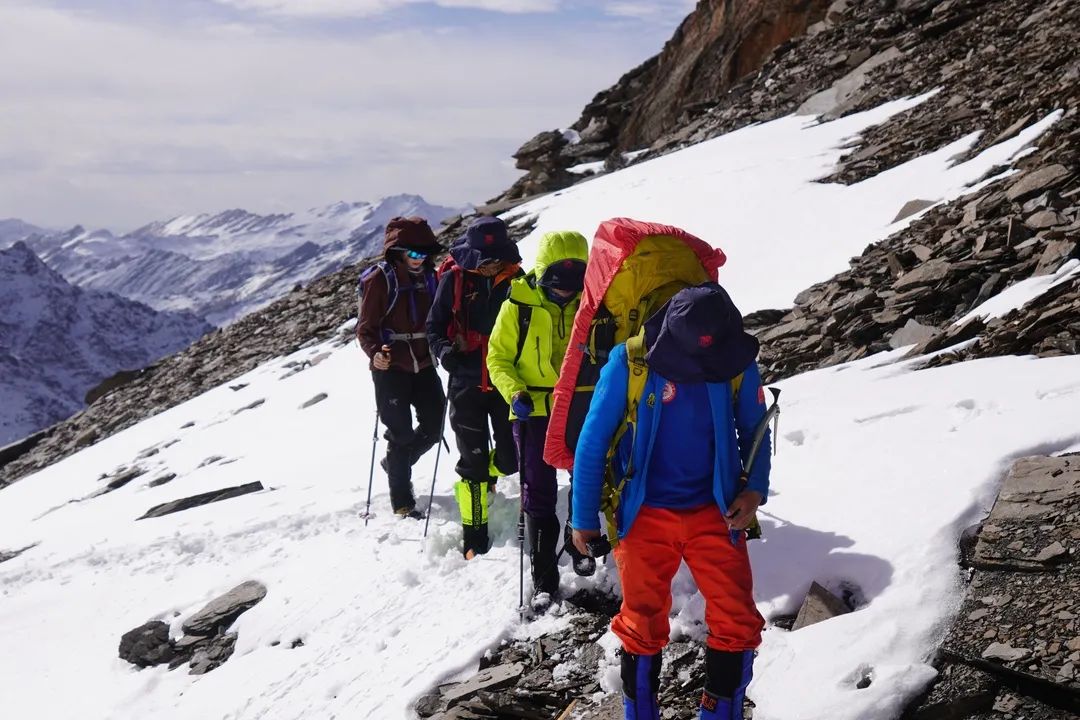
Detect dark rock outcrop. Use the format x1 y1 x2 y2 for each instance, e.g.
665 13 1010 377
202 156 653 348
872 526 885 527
119 581 266 675
500 0 834 201
118 621 176 668
182 581 268 637
137 482 265 520
905 455 1080 718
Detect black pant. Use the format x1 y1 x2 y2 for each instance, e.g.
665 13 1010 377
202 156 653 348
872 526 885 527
448 377 517 485
373 366 446 511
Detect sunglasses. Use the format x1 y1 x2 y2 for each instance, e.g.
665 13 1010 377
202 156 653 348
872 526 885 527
403 249 428 260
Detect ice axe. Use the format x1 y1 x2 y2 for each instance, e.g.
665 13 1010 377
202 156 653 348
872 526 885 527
732 387 781 542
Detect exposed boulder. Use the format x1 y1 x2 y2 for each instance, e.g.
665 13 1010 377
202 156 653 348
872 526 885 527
792 581 852 631
182 580 268 637
119 581 266 675
118 621 176 668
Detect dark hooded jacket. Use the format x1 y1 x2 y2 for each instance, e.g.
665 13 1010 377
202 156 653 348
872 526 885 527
357 216 443 373
426 216 523 384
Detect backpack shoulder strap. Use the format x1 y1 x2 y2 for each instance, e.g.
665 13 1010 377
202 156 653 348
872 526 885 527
451 265 464 314
423 268 437 297
623 328 649 423
511 302 533 365
376 261 398 319
730 372 744 407
599 327 650 548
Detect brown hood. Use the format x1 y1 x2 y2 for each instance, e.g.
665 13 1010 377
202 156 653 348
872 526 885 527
383 216 442 257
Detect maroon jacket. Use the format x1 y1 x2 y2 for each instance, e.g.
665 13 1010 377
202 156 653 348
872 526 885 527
357 217 442 373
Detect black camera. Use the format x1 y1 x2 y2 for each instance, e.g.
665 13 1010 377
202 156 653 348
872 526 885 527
586 536 612 558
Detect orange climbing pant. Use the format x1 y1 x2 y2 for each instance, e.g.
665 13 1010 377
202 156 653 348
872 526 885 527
612 504 764 656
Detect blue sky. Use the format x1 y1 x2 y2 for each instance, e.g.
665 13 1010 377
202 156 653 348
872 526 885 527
0 0 693 230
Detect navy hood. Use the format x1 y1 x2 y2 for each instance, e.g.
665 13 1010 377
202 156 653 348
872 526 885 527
643 282 759 383
449 216 522 269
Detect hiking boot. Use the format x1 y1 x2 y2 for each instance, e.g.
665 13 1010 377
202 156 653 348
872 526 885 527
462 524 491 559
529 590 557 614
527 514 561 597
564 523 596 576
394 506 424 520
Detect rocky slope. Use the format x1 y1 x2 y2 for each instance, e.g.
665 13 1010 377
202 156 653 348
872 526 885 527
0 242 212 446
21 194 463 326
500 0 835 202
0 250 364 486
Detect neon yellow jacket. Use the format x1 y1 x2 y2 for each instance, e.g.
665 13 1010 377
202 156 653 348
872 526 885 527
487 231 589 417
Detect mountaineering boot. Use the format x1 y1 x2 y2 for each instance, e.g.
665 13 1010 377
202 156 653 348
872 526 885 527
394 506 424 520
699 649 754 720
620 650 661 720
381 457 417 514
526 513 560 610
564 522 596 576
455 480 491 559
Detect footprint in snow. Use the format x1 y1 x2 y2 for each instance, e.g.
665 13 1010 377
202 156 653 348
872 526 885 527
853 405 921 424
784 430 806 446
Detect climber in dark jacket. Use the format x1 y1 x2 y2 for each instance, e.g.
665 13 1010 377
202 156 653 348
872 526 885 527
357 216 446 519
426 216 523 558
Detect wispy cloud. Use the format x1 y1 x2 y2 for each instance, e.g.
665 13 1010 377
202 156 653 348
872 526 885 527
0 1 687 229
212 0 559 18
603 0 694 20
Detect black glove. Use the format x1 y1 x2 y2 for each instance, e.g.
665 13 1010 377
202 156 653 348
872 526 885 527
440 349 462 373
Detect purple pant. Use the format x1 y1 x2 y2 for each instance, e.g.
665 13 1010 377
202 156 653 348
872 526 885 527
513 415 559 518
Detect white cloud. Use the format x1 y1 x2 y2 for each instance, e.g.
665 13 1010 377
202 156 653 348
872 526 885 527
604 0 694 20
212 0 559 18
0 2 678 229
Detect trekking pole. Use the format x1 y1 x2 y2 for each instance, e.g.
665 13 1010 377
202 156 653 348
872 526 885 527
423 398 450 539
363 345 391 526
363 408 380 526
516 421 527 620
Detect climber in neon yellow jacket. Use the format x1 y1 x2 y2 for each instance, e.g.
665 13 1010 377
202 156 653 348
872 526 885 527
487 230 593 609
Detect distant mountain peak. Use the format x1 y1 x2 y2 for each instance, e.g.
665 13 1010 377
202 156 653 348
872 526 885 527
0 240 65 282
22 194 466 327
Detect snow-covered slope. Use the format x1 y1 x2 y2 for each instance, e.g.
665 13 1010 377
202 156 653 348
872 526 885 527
2 101 1078 720
26 195 464 326
0 242 213 446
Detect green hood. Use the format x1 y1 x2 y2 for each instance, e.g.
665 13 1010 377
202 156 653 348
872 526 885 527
510 230 589 304
533 230 589 280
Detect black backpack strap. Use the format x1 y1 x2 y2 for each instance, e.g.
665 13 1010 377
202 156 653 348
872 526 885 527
511 301 533 366
378 262 399 320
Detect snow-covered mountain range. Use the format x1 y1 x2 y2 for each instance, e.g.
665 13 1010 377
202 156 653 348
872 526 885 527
17 195 464 326
0 242 213 446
